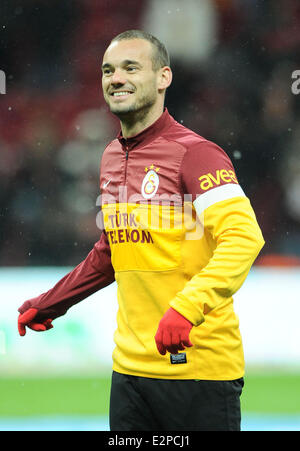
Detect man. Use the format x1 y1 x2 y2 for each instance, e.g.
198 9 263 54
18 30 264 431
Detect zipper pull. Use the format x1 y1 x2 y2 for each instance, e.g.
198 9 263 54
125 146 129 160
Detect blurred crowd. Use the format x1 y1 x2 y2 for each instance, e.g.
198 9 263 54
1 0 300 266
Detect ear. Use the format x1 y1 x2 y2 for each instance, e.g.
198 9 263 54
157 66 173 92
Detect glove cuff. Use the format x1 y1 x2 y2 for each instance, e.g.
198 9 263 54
18 300 34 314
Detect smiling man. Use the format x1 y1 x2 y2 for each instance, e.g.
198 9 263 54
17 30 264 431
101 34 172 138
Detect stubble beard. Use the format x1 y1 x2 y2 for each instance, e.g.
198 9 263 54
108 90 158 125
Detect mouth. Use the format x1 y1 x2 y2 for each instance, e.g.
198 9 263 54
110 91 134 100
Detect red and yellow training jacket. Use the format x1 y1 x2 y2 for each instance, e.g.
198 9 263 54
22 109 264 380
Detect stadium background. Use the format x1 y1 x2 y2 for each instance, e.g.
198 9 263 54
1 0 300 431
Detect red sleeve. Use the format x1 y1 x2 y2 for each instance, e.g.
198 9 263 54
180 140 239 201
18 231 115 320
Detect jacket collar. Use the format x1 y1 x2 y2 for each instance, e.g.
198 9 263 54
117 108 173 151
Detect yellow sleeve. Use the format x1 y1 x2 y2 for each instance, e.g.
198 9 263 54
169 196 265 326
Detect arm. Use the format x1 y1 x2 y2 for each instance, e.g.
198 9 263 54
169 195 264 325
18 230 115 335
155 141 264 354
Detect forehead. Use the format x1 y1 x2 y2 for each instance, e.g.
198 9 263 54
103 39 153 66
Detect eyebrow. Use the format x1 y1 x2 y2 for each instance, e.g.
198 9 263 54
101 59 142 70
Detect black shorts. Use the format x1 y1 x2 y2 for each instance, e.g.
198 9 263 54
109 371 244 431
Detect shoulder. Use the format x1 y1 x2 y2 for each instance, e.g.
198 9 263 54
99 139 122 179
164 119 233 168
166 121 240 198
102 138 120 155
101 138 121 162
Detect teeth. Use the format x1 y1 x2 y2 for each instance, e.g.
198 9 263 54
113 91 132 96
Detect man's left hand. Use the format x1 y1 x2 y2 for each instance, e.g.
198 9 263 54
155 307 193 355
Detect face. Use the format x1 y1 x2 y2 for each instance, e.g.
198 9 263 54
102 39 165 119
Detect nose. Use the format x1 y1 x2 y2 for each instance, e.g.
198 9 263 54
110 68 127 86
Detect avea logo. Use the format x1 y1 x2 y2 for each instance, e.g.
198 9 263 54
198 169 238 191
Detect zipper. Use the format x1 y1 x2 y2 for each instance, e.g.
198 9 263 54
124 145 129 185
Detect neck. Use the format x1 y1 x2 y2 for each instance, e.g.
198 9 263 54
119 105 164 139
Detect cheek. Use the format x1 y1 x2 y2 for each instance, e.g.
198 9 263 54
139 77 158 98
102 79 109 94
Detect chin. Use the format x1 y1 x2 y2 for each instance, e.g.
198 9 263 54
109 103 138 116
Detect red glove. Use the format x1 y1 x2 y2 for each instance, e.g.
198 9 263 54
18 307 53 337
155 307 193 355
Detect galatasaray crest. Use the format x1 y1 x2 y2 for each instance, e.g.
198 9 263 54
141 164 160 199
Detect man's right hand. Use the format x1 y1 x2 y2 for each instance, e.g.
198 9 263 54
18 307 53 336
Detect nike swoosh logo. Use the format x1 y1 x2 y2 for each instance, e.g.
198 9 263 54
103 179 111 189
